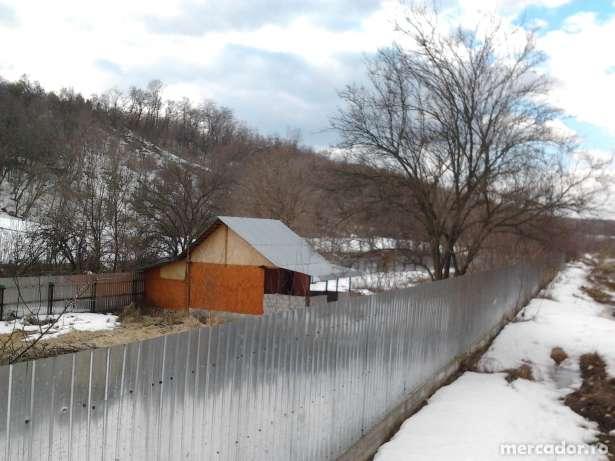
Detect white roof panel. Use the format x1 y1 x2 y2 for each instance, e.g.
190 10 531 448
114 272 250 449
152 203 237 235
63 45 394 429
218 216 347 280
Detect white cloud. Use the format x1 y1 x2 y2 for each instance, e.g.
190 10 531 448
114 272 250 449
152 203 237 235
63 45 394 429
0 0 396 95
447 0 571 22
546 119 576 138
455 0 571 16
571 149 615 220
528 17 549 29
538 12 615 138
0 0 191 94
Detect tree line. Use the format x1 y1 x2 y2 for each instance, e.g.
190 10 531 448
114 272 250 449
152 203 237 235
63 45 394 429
0 76 356 274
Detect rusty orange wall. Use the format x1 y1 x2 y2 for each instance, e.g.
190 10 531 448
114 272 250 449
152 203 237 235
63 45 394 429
189 262 264 315
144 267 187 310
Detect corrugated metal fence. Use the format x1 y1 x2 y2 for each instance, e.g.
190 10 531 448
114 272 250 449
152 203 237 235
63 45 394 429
0 272 144 320
0 262 551 460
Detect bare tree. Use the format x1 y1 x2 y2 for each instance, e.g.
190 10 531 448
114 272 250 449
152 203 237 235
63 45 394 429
145 79 164 129
103 144 133 271
332 9 599 279
127 86 148 127
132 159 228 257
34 132 137 272
233 146 318 230
6 163 48 218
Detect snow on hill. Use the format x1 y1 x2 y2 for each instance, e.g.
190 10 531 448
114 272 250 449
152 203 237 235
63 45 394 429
121 130 206 171
311 237 402 254
0 214 27 232
0 213 32 263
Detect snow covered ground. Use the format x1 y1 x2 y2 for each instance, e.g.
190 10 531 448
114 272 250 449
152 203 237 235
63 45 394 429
480 263 615 380
0 312 119 340
310 237 411 254
376 261 615 461
310 269 429 295
0 212 35 234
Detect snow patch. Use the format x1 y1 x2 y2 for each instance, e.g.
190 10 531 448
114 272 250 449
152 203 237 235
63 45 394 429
310 269 429 294
376 373 601 461
376 261 615 460
478 263 615 380
0 313 119 340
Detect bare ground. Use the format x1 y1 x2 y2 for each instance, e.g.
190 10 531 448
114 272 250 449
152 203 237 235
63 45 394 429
564 353 615 460
0 304 223 364
563 252 615 458
581 252 615 309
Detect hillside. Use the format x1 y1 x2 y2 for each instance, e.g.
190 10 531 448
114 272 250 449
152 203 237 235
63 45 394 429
0 76 612 276
0 76 371 272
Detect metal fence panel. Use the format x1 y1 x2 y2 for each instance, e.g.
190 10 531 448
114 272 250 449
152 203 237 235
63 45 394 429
0 272 145 319
0 262 554 460
69 350 91 461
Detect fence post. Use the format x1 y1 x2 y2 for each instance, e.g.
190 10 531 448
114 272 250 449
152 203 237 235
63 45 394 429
90 280 97 313
0 285 4 321
47 282 54 315
131 273 138 304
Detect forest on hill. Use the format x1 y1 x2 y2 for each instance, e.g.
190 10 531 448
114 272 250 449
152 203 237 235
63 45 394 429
0 76 415 273
0 72 606 277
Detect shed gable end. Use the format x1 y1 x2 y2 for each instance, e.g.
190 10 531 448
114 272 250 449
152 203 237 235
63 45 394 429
191 224 274 267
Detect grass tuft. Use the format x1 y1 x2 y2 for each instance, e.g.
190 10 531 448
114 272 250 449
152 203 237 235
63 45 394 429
550 347 568 366
564 353 615 457
505 363 534 383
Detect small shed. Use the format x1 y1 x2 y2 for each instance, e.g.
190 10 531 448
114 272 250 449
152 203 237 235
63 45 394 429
143 216 353 315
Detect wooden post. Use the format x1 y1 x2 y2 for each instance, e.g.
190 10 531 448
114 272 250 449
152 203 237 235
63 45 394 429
186 245 192 312
276 269 281 293
224 225 229 265
131 273 138 304
335 278 339 302
0 285 4 321
90 280 97 313
47 282 54 315
325 279 329 303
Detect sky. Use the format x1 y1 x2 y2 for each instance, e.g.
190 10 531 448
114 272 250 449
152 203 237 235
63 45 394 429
0 0 613 214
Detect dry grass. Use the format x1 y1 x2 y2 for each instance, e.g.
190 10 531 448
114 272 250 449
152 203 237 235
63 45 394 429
550 346 568 366
0 304 223 364
505 363 534 383
581 285 614 305
581 255 615 306
564 353 615 459
590 261 615 292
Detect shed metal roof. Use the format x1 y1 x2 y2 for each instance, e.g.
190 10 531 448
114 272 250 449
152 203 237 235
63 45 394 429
218 216 353 280
141 216 359 280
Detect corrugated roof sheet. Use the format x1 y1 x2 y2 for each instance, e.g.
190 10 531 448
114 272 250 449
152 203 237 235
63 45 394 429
218 216 351 280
